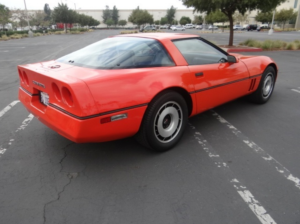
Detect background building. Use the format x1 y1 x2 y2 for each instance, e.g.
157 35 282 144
22 0 299 29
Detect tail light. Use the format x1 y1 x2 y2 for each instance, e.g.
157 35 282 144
22 71 29 86
18 69 24 84
62 87 74 107
52 83 62 102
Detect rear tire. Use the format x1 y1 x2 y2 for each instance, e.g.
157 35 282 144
248 66 276 104
135 91 188 152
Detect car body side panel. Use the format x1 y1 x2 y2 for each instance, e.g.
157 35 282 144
188 60 251 113
82 66 195 115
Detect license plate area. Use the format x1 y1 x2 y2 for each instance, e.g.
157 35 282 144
40 92 49 106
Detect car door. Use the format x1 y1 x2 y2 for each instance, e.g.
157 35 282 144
173 38 250 113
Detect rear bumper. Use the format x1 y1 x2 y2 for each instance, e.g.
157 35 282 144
19 87 147 143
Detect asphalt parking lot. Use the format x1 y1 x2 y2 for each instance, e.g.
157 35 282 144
0 30 300 224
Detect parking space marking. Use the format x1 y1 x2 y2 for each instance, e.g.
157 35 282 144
212 111 300 190
0 100 20 119
0 114 34 158
291 89 300 94
189 124 277 224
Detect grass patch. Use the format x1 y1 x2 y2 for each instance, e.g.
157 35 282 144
239 39 300 50
70 30 83 34
120 30 138 34
0 35 9 41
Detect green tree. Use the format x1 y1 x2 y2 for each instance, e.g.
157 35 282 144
289 11 298 24
118 19 127 26
255 11 273 24
205 13 214 25
78 13 99 28
106 18 114 27
111 6 119 26
166 6 176 24
181 0 285 46
210 10 228 32
52 3 77 32
276 8 295 30
160 17 168 25
172 20 178 25
78 14 89 27
44 3 51 22
193 15 203 24
154 20 160 25
0 4 11 31
102 5 111 24
128 7 154 27
179 16 191 25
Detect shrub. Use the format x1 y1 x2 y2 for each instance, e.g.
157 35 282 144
240 39 300 51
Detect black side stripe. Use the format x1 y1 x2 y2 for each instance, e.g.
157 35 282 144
49 103 148 120
20 87 39 96
189 74 262 94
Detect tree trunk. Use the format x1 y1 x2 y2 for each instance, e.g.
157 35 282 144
228 14 234 46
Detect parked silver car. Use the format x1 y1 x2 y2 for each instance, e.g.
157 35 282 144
171 25 185 31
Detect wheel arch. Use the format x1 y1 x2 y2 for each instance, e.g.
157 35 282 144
267 63 278 81
149 87 193 117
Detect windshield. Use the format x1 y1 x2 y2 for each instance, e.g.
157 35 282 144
57 37 175 69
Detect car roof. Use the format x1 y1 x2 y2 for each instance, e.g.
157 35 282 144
114 33 199 41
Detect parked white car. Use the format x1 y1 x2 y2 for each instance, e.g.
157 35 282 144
171 25 185 31
208 25 218 30
233 25 243 30
184 24 194 29
195 25 203 29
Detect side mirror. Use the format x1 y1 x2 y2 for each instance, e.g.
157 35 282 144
227 55 237 63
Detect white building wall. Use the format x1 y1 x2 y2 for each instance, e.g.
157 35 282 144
27 1 299 28
75 9 202 27
246 0 299 26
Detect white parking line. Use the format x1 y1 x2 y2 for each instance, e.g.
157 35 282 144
0 101 20 119
0 114 34 158
291 89 300 94
189 124 277 224
212 111 300 190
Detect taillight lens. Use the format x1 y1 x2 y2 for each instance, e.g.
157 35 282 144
62 87 73 107
22 71 29 86
18 69 24 84
52 83 62 102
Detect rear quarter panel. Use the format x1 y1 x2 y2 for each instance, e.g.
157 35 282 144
83 66 196 115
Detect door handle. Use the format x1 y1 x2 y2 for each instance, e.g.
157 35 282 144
195 72 204 77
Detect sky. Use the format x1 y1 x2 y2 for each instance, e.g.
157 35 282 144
1 0 192 10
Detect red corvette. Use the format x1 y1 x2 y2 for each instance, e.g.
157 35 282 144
18 33 277 151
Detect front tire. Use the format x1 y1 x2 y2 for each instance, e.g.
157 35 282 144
135 91 188 152
248 66 276 104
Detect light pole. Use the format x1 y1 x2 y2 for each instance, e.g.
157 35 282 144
203 13 206 30
268 10 276 35
23 0 33 37
295 4 300 30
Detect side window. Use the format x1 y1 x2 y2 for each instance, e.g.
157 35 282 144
173 39 227 65
131 41 175 68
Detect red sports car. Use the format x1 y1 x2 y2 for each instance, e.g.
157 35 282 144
18 33 277 151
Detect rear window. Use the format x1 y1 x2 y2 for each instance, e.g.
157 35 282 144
57 37 175 69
